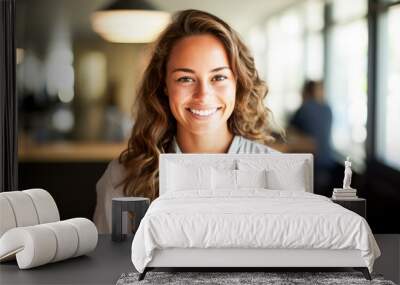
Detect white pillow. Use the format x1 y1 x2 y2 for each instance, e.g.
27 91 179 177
167 162 212 191
212 168 236 190
211 168 268 190
266 167 306 191
237 159 308 191
236 169 268 189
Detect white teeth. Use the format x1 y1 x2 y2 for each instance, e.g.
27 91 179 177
189 108 218 116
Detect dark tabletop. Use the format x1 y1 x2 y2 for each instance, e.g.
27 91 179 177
0 235 134 285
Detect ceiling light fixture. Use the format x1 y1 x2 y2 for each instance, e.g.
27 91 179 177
91 0 171 43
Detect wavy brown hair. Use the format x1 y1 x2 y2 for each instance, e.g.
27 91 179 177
119 9 276 200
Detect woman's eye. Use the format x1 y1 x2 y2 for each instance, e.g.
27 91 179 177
212 75 227 82
177 77 194 83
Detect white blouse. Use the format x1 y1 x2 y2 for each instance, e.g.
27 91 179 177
93 136 278 233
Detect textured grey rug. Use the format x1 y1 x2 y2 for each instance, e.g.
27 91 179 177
116 271 396 285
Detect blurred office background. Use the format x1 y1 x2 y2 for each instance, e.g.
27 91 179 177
15 0 399 233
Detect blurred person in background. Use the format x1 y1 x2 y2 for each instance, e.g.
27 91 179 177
289 80 334 197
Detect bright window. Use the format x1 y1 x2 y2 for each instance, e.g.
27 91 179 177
304 0 324 80
326 0 368 165
265 9 305 126
263 1 324 127
305 33 323 80
246 0 324 129
332 0 367 22
376 5 400 169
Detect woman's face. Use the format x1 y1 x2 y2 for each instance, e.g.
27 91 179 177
165 34 236 135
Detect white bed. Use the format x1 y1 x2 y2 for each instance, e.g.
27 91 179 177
131 154 380 280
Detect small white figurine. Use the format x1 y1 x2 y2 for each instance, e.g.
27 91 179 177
343 157 352 189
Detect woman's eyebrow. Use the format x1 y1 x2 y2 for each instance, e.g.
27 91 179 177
210 66 230 72
172 68 195 73
171 66 230 73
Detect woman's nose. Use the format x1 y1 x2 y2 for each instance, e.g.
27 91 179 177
193 80 212 99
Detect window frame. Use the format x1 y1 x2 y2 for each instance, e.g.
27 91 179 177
0 0 18 192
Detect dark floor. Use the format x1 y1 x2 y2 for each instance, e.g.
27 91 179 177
0 234 398 284
374 234 400 284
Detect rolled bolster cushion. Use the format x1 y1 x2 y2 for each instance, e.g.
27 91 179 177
23 189 60 224
0 189 60 238
0 196 17 237
0 218 98 269
0 226 57 269
64 218 98 257
41 221 79 263
0 191 39 228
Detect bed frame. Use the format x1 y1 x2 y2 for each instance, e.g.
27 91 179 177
139 248 371 280
138 154 372 281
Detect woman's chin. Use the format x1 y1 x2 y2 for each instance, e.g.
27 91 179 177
189 124 228 136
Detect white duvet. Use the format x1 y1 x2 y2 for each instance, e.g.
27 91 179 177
131 190 380 273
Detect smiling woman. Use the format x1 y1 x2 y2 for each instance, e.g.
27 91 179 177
93 9 281 233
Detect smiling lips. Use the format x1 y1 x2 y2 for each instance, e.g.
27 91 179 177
188 107 222 117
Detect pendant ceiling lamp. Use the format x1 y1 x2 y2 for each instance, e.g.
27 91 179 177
91 0 171 43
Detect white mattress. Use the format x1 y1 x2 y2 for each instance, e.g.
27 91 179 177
131 190 380 273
